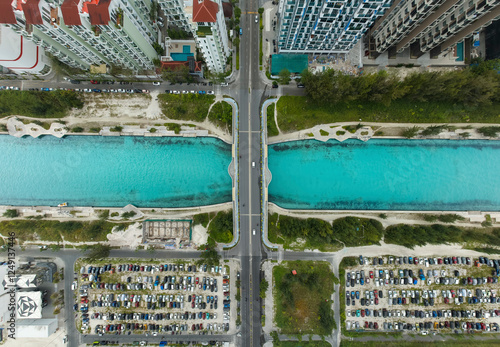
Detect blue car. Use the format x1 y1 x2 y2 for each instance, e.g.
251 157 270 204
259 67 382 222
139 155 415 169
360 278 364 285
355 291 360 299
198 90 206 94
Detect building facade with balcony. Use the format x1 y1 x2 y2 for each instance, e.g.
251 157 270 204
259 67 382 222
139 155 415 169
369 0 500 56
277 0 393 54
157 0 193 32
0 0 158 72
158 0 229 73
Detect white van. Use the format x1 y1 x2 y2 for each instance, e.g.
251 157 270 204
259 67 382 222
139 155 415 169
252 161 255 168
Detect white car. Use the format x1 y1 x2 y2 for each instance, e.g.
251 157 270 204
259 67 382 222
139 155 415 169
71 281 77 290
207 90 215 95
153 82 161 86
190 90 196 94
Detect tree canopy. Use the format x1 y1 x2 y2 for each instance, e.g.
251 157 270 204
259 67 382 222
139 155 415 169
300 59 500 107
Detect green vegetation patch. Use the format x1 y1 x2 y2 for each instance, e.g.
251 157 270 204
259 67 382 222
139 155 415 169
274 260 335 335
340 340 500 347
158 94 215 122
0 220 120 243
276 96 500 133
207 210 233 244
385 224 500 249
0 90 83 118
268 214 381 251
332 217 383 247
276 341 331 347
267 103 279 136
208 101 232 133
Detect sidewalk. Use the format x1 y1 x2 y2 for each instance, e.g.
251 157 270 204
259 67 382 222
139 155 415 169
259 1 278 83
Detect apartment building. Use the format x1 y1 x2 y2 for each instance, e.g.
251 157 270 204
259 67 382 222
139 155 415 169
158 0 192 32
277 0 393 53
369 0 500 57
0 0 158 72
158 0 229 73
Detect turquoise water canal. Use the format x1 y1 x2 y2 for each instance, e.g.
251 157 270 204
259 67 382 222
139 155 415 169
268 139 500 210
0 135 232 208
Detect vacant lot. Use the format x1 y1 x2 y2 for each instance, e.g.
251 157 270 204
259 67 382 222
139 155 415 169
274 260 335 335
276 96 500 133
158 93 215 122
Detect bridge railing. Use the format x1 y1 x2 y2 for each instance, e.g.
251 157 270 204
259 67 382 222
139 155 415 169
224 97 240 249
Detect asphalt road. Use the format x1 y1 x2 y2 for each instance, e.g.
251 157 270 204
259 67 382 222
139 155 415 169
231 0 267 345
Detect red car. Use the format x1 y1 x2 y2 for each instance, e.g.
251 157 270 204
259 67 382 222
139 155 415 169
195 277 199 284
192 324 196 331
374 298 379 305
192 301 195 309
369 271 374 279
159 265 164 272
202 312 206 319
414 257 418 264
90 80 99 84
361 310 365 317
374 322 378 330
364 321 369 329
437 258 443 264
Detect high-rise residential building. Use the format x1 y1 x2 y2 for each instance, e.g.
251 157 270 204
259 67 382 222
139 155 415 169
158 0 229 73
276 0 392 53
158 0 192 32
0 0 159 72
368 0 500 57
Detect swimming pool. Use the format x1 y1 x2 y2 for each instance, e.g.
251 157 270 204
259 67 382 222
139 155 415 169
268 139 500 210
0 135 232 208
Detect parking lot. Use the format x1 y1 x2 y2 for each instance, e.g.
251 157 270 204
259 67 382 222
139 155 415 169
73 259 232 337
344 255 500 334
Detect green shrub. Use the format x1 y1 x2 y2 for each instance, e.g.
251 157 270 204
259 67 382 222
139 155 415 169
207 210 233 243
3 209 18 218
478 126 500 137
121 211 136 219
164 123 181 134
319 129 329 136
421 125 446 136
89 127 101 133
208 101 232 133
158 94 215 122
149 127 157 133
71 126 84 133
0 90 83 118
438 214 465 223
267 103 279 137
332 217 383 247
402 126 420 138
110 126 123 132
98 210 110 220
193 213 210 228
